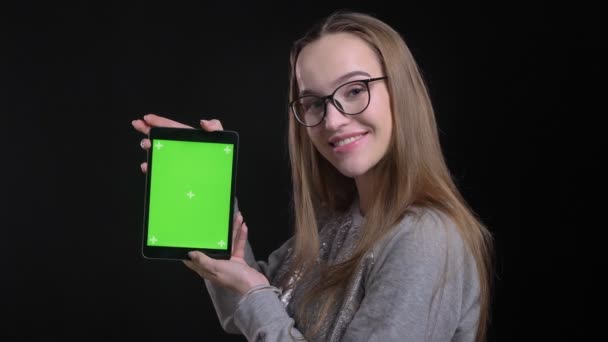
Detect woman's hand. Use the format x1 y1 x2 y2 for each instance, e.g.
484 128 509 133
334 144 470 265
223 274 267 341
131 113 225 173
183 212 270 295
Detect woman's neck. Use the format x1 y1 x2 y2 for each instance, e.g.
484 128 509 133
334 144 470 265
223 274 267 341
355 173 374 216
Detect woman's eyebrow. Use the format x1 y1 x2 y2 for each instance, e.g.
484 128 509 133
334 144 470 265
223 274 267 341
331 70 372 88
299 70 372 96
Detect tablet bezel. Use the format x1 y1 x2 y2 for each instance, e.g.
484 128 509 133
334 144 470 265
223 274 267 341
141 127 238 261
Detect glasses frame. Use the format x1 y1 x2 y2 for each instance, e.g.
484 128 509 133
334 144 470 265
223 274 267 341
290 76 388 127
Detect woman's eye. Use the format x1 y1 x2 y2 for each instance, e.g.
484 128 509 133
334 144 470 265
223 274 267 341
311 101 323 109
304 99 323 111
349 88 363 96
346 86 366 97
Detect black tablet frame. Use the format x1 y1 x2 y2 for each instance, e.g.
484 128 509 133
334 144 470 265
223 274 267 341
141 127 238 261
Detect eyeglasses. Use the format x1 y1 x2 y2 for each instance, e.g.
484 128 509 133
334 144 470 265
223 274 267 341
290 76 388 127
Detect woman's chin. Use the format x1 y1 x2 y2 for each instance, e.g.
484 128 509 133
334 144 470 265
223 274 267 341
333 163 371 179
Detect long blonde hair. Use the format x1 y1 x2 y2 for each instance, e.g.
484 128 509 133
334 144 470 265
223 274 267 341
286 11 493 342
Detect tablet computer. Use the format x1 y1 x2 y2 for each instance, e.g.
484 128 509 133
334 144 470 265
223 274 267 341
142 127 238 260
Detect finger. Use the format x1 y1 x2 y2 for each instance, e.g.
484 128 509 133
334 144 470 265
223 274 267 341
143 114 193 129
187 251 219 279
140 162 148 174
132 118 152 135
231 211 242 244
200 119 224 132
140 138 151 151
234 211 243 229
183 259 203 275
183 259 195 271
231 212 244 254
232 222 248 260
183 259 211 280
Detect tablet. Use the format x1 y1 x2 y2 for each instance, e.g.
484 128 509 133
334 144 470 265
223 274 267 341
142 127 238 260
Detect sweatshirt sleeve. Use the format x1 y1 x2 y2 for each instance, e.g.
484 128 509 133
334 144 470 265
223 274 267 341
203 198 295 334
233 288 306 341
230 210 481 342
204 238 294 335
341 210 481 342
207 207 481 341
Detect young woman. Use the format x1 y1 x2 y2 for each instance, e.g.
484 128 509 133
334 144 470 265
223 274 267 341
132 11 493 342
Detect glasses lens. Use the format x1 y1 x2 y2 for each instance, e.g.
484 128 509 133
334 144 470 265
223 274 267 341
334 81 370 115
291 80 374 126
293 96 324 126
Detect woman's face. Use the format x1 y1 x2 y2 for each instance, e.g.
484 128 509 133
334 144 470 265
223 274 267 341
295 33 393 179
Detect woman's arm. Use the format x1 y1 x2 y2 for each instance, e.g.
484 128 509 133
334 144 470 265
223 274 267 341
204 237 294 335
225 210 479 342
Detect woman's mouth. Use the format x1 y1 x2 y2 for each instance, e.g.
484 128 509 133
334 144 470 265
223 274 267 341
331 134 366 147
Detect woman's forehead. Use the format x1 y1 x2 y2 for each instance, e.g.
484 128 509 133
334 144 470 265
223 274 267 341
295 33 382 93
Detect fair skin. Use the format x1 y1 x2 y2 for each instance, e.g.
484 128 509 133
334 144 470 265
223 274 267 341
296 33 393 214
131 33 393 295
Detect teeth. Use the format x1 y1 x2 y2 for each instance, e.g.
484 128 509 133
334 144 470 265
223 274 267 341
334 134 364 147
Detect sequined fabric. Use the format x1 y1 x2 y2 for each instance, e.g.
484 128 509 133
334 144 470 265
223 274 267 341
272 204 374 342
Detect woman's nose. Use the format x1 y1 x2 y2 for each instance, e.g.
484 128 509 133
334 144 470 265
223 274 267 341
323 100 349 130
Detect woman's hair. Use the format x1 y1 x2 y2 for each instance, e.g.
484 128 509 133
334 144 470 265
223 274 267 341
286 10 493 342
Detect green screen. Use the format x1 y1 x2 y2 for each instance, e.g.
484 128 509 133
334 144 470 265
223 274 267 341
147 139 233 249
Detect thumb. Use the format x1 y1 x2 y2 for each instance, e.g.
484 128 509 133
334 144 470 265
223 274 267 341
200 119 224 132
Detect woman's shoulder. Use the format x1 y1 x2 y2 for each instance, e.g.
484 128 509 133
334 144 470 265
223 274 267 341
367 205 480 294
373 206 471 269
394 206 462 243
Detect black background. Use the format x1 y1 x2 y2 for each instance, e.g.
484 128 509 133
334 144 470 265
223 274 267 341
2 1 601 341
